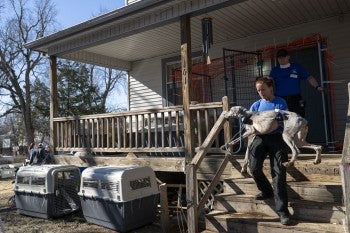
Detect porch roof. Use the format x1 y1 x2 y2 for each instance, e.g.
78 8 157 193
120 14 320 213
25 0 350 71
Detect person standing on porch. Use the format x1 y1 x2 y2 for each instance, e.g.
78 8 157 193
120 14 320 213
248 76 291 225
269 49 324 117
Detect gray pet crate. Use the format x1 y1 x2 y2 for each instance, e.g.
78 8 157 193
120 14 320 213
0 163 21 179
79 166 159 232
14 165 81 219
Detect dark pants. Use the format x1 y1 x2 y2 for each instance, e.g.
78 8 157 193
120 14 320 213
248 134 289 216
279 94 305 117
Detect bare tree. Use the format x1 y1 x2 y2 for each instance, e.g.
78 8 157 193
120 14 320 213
89 65 127 111
57 60 127 115
0 0 56 144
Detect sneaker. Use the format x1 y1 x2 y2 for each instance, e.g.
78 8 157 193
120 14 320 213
280 214 291 225
255 192 274 200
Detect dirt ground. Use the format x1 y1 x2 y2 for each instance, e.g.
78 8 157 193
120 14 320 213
0 179 183 233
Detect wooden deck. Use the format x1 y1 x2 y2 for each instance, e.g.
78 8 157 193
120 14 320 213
52 153 341 181
51 97 341 180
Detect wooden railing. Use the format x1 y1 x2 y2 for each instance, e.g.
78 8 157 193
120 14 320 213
53 101 227 155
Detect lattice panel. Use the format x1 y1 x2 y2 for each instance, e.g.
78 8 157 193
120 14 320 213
198 180 224 211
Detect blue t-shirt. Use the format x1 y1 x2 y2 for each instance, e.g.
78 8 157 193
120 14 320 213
269 63 310 96
249 96 288 134
250 96 288 112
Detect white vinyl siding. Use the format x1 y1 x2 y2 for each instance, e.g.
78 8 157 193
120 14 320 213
129 58 163 110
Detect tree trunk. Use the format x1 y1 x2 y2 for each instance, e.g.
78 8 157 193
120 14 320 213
25 60 35 144
24 109 35 145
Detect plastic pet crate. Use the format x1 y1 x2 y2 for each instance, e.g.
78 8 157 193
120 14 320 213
0 163 21 179
79 166 159 232
14 165 81 219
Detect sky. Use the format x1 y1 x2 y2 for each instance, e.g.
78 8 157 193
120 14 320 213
0 0 129 112
53 0 125 29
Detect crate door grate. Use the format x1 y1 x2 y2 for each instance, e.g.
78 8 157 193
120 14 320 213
53 170 81 215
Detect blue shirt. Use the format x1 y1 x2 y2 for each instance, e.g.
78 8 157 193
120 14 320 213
249 96 288 134
269 63 310 96
250 97 288 112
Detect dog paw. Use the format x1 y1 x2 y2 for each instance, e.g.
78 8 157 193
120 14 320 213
282 161 295 167
240 168 248 173
313 158 321 164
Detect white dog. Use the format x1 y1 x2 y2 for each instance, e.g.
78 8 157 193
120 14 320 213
223 106 322 173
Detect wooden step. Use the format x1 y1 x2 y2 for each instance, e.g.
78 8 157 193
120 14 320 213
223 178 343 203
214 194 345 224
203 210 345 233
229 154 341 182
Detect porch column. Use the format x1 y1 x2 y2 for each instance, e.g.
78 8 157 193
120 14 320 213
341 82 350 233
222 96 232 142
49 56 58 154
181 15 197 233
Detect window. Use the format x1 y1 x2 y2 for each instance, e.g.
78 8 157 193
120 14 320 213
165 56 214 106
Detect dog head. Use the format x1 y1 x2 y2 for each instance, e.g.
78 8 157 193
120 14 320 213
229 106 249 118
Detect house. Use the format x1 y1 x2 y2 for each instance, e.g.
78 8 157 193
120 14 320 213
25 0 350 232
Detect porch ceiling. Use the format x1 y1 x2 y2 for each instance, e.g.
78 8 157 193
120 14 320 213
26 0 350 71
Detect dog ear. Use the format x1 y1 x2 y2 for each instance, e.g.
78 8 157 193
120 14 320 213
242 116 252 125
281 112 289 120
238 106 247 115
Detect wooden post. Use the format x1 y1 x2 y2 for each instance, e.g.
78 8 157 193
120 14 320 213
49 56 58 154
222 96 232 143
341 82 350 233
180 15 197 233
342 83 350 163
159 183 169 233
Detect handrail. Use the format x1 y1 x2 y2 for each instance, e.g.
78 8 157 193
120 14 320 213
53 102 223 121
52 101 226 155
53 106 184 121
